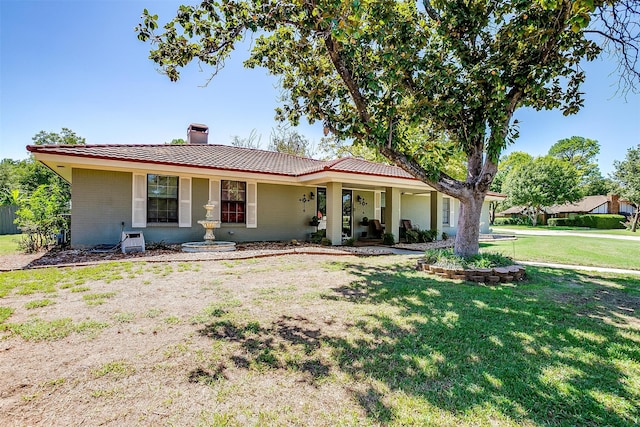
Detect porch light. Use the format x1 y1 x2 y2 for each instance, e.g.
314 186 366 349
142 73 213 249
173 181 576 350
309 191 315 200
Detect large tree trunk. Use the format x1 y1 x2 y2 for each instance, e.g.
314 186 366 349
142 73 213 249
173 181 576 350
632 209 639 232
489 201 497 225
454 192 486 257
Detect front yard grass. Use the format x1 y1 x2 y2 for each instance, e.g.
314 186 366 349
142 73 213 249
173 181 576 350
482 235 640 270
0 234 21 255
0 255 638 426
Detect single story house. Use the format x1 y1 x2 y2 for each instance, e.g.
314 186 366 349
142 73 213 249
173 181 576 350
498 194 636 224
548 194 636 217
28 124 503 248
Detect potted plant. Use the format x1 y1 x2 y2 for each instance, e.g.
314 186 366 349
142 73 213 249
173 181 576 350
309 216 320 226
361 216 369 226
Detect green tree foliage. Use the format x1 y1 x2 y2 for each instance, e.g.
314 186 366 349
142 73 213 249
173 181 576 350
489 151 533 224
32 128 86 146
492 151 534 194
549 136 600 165
15 185 69 252
612 144 640 231
19 128 86 194
1 188 23 206
2 129 85 250
137 1 639 256
0 159 20 194
268 126 314 157
503 156 582 226
166 138 187 145
548 136 607 195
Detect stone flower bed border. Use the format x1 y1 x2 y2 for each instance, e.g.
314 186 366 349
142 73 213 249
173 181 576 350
416 259 526 284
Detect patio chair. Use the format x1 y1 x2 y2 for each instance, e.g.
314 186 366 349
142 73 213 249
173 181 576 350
369 219 384 239
400 219 414 242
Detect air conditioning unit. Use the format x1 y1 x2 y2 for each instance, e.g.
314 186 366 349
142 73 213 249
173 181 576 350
121 231 145 253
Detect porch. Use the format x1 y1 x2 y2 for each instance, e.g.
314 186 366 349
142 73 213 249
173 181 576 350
305 182 459 245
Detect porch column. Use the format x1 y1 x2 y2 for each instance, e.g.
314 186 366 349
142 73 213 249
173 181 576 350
430 191 443 239
326 182 342 245
384 187 401 243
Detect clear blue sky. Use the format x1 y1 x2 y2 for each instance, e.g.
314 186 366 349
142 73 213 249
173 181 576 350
1 0 639 176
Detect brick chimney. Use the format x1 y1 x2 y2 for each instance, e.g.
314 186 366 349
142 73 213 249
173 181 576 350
187 123 209 144
609 194 620 214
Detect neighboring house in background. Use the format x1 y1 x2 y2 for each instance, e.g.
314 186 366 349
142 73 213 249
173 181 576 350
28 124 504 248
548 194 633 217
497 194 636 224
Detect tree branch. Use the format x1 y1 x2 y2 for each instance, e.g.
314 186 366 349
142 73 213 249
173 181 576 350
422 0 441 22
323 35 371 123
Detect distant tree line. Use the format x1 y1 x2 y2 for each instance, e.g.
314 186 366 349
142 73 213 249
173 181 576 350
489 137 639 231
1 128 85 251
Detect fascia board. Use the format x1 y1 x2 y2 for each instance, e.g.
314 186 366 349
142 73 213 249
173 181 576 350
299 170 435 192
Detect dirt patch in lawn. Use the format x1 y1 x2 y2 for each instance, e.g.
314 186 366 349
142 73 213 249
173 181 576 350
1 253 638 426
0 254 404 425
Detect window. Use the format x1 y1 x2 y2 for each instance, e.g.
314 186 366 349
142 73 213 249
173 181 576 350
442 198 450 225
381 191 386 224
316 188 326 219
342 189 352 237
147 174 178 223
221 180 246 223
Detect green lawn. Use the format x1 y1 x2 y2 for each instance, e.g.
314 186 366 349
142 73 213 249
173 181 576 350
492 225 635 236
481 235 640 270
1 256 639 425
0 234 21 255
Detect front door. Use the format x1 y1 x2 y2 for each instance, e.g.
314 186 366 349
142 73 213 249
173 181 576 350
342 189 352 238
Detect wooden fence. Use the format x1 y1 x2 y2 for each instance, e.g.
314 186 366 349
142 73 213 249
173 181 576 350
0 205 20 235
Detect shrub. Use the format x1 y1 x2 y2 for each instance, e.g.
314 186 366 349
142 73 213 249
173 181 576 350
405 229 420 243
309 229 326 244
423 229 439 242
320 237 332 246
425 248 514 269
408 228 438 243
493 217 532 226
15 184 70 253
342 237 356 247
548 218 575 227
382 232 396 245
574 214 626 229
493 218 512 226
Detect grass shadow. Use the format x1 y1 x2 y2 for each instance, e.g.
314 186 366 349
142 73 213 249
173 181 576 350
198 259 639 425
197 315 331 383
319 261 639 425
